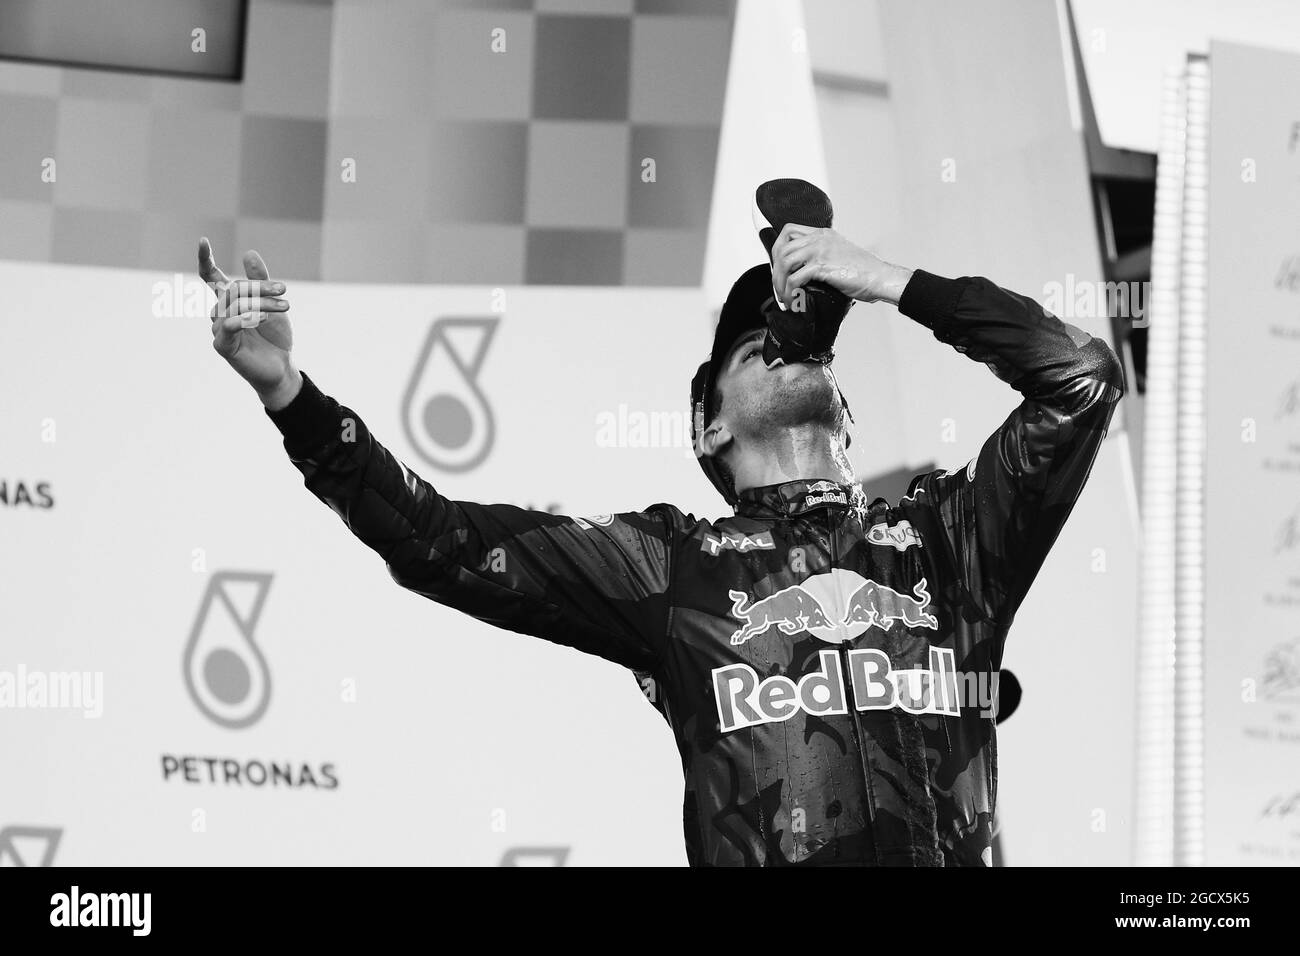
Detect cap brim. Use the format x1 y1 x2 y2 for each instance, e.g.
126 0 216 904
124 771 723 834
702 263 776 419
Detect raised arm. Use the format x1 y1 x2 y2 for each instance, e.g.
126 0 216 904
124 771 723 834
199 241 676 671
766 226 1125 628
264 373 676 669
892 269 1125 627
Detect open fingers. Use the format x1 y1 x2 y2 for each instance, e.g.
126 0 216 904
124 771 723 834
210 312 241 357
243 250 270 282
210 295 289 319
198 237 230 291
212 278 287 312
210 309 270 348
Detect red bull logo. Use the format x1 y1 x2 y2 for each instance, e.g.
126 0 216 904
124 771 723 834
803 479 848 508
842 578 938 631
727 569 940 646
713 646 960 732
727 586 833 645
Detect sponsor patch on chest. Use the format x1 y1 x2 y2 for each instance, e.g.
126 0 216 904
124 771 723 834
727 570 939 646
713 646 960 732
866 518 922 552
701 530 776 556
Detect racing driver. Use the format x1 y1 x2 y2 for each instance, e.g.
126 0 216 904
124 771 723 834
198 220 1124 867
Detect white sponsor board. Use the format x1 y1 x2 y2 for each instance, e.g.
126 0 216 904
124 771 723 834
1203 41 1300 866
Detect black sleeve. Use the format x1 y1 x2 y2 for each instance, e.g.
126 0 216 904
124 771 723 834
894 269 1126 631
264 371 677 672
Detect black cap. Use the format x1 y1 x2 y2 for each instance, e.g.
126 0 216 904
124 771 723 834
690 264 775 505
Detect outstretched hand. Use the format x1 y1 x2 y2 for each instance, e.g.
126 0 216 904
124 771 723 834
199 238 301 408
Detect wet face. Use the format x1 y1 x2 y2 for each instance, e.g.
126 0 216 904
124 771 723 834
712 328 842 442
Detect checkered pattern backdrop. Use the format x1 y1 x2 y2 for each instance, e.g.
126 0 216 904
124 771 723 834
0 0 734 284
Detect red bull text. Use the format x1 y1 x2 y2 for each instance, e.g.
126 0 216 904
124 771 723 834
713 646 961 732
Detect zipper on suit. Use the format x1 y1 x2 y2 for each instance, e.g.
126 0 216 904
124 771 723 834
825 505 882 866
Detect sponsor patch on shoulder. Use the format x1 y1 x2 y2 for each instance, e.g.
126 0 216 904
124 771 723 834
701 530 776 556
866 519 923 551
574 514 616 531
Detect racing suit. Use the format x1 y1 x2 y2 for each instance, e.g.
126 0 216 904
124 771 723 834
263 269 1125 866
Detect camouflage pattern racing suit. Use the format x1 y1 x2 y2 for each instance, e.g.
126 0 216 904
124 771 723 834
264 269 1125 866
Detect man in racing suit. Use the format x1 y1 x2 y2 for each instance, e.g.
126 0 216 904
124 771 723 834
199 223 1124 867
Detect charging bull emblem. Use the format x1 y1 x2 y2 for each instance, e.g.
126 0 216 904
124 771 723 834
727 586 833 645
843 578 939 631
728 570 940 646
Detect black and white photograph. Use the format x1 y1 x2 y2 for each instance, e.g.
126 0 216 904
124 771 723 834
0 0 1295 934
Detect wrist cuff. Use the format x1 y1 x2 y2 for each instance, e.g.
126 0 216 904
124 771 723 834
264 371 341 455
898 269 965 333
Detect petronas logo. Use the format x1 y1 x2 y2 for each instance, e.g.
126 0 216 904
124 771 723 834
183 572 273 729
402 317 499 472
